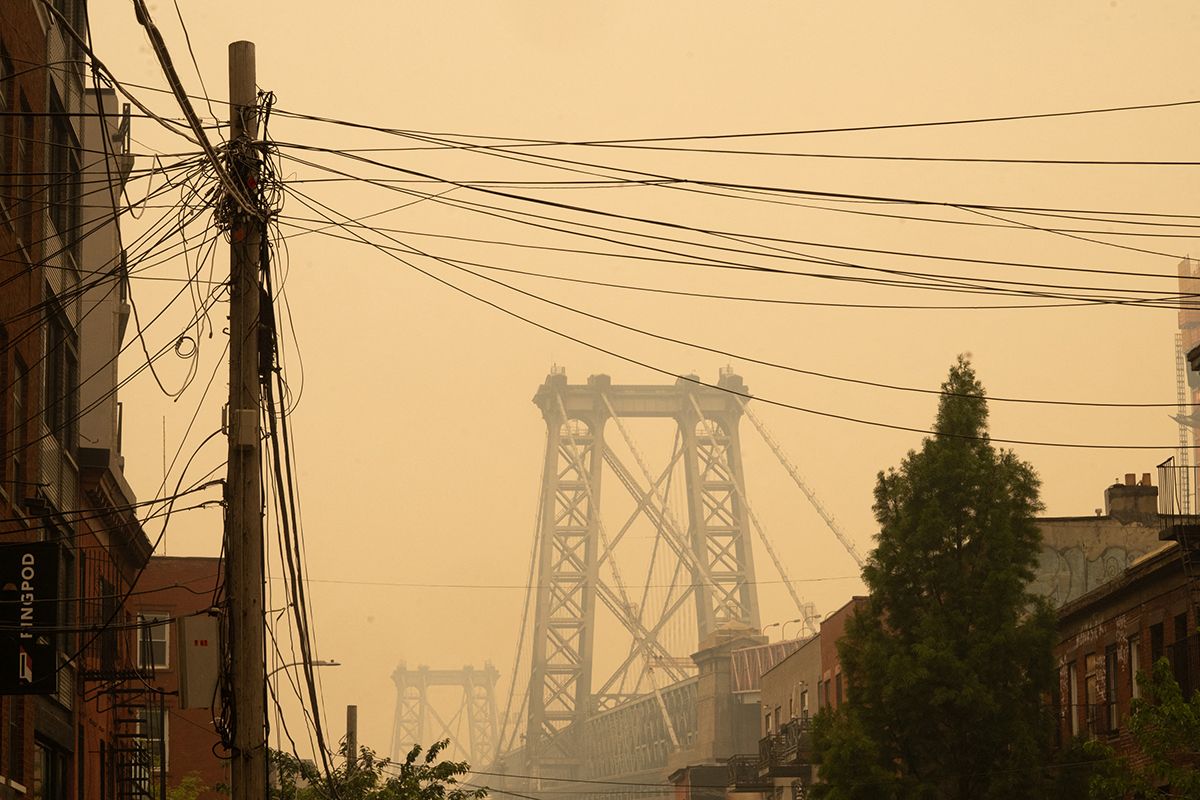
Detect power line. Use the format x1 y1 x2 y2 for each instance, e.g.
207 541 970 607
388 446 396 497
275 149 1200 304
278 193 1198 450
276 574 861 590
281 189 1196 408
271 95 1200 148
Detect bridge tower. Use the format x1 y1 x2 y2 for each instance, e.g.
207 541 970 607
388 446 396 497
391 662 500 766
524 369 762 777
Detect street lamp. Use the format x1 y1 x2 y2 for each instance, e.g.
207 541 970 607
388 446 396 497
761 622 781 640
267 659 340 678
781 618 808 639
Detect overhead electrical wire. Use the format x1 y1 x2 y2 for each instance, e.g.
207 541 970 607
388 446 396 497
264 107 1200 221
270 94 1200 149
276 190 1197 450
273 150 1200 307
278 212 1192 409
368 126 1200 264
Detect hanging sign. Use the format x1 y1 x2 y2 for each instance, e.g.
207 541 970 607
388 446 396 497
0 542 60 694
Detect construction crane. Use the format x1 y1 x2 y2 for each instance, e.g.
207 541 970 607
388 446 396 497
1175 333 1192 515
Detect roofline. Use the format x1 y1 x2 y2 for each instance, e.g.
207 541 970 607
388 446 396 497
759 635 820 680
1057 542 1181 622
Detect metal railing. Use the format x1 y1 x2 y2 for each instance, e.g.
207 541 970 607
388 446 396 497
728 754 770 790
759 717 815 774
1158 459 1200 528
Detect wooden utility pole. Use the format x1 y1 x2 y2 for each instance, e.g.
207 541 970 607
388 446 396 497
226 40 266 800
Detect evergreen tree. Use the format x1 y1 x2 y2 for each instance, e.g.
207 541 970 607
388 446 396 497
812 356 1058 800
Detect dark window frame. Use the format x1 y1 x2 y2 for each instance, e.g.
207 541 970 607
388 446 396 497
1104 644 1119 732
46 90 80 266
43 302 78 454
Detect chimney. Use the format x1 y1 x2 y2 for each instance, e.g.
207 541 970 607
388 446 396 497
1104 473 1158 522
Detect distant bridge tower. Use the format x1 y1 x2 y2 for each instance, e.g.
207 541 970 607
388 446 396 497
524 369 762 777
391 663 500 766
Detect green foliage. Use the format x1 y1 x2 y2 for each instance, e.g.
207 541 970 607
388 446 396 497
1085 657 1200 799
812 357 1058 800
1047 736 1112 800
166 774 212 800
270 740 488 800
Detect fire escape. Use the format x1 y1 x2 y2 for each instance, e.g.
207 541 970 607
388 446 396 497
80 571 167 800
1155 459 1200 699
728 716 815 799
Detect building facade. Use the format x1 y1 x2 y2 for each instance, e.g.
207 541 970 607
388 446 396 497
126 556 225 800
0 5 160 800
1033 474 1166 610
1055 542 1196 759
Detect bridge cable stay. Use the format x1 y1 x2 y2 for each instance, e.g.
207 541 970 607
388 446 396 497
738 399 866 568
596 403 706 698
518 372 764 776
646 660 681 751
590 564 696 701
685 394 821 637
600 394 734 637
623 433 685 697
496 437 550 759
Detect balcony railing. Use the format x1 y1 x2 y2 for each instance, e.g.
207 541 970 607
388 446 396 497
1157 459 1200 529
728 754 770 791
758 717 815 778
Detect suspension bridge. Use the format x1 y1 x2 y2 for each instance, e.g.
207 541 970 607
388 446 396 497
391 369 860 795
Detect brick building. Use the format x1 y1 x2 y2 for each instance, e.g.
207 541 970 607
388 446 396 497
126 556 226 799
1033 474 1165 610
0 4 162 800
1055 542 1196 749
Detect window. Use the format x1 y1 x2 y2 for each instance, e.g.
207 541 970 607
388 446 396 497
1128 634 1141 701
12 355 27 489
800 689 809 718
0 43 12 212
1084 653 1099 734
44 308 78 452
764 711 772 735
50 1 85 65
139 704 167 777
1150 622 1164 665
1067 662 1079 737
47 91 80 264
1104 645 1119 731
12 356 27 499
774 706 781 732
17 93 34 246
7 697 23 785
1173 613 1192 696
32 741 65 800
816 680 824 710
137 613 170 669
0 327 7 485
98 576 117 673
834 672 843 706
